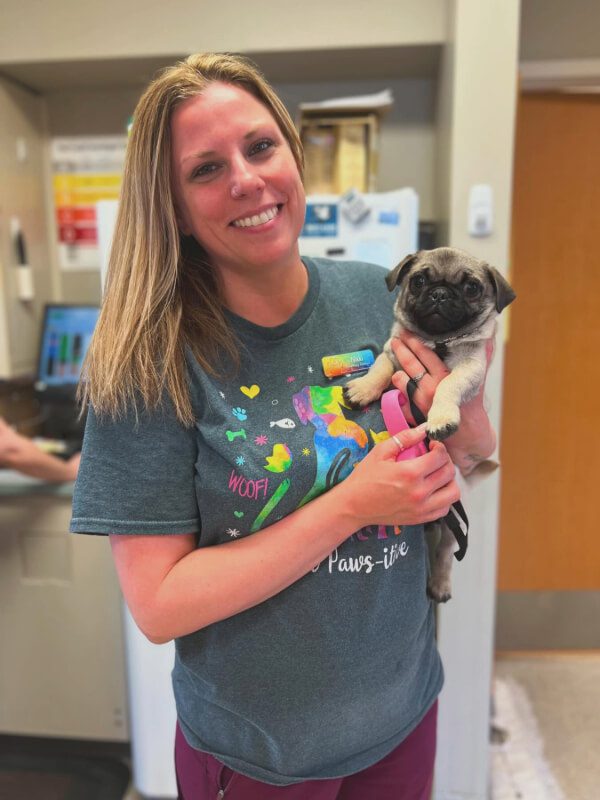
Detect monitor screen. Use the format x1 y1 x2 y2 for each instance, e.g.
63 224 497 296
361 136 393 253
36 304 100 389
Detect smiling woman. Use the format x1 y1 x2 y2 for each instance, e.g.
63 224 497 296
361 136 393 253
169 82 307 312
79 54 307 426
69 51 492 800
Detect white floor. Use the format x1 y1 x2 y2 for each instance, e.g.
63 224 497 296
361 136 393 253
493 652 600 800
491 676 565 800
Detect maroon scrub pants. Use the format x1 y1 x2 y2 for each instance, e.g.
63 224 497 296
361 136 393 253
175 700 437 799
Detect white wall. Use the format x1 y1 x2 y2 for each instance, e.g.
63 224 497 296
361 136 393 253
433 2 520 798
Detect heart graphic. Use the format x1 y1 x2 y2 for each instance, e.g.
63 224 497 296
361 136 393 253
240 384 260 399
234 511 244 518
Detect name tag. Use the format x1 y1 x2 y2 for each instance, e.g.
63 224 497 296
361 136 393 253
322 349 375 379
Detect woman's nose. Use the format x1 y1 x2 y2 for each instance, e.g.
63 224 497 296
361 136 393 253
230 157 265 199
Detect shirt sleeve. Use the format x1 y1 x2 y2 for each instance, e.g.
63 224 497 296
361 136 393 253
70 401 200 536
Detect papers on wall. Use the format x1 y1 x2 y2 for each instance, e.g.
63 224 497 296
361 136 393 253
51 137 127 270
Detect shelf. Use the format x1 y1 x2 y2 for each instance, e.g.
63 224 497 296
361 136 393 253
0 44 441 94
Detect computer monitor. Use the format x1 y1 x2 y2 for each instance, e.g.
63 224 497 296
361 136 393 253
35 304 100 397
34 304 99 445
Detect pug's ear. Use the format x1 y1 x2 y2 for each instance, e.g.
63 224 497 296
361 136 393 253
485 266 516 312
386 252 422 291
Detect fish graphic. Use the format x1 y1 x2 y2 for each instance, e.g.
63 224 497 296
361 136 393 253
270 418 296 429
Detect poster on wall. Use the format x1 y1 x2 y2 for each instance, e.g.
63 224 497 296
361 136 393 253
51 136 127 270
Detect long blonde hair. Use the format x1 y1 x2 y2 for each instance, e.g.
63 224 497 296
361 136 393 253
81 52 304 425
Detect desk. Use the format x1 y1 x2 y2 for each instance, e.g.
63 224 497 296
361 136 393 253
0 472 128 741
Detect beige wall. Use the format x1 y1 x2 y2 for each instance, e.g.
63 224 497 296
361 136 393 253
433 2 520 797
0 77 53 377
520 0 600 60
0 0 446 63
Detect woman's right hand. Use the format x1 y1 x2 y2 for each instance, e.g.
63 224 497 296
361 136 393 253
340 425 460 528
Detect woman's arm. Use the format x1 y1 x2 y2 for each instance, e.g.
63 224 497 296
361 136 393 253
391 333 497 476
0 417 80 482
110 424 459 644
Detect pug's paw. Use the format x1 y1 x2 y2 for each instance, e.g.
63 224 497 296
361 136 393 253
426 402 460 441
427 421 459 441
343 376 382 409
427 575 452 603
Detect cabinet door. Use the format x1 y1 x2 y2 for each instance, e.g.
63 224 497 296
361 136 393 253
0 494 129 740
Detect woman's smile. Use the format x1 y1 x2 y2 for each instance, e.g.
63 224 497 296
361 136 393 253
230 203 282 229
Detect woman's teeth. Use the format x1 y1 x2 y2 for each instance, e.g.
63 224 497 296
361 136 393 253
232 206 279 228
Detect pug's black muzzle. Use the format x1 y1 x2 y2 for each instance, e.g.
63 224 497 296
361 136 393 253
414 285 470 334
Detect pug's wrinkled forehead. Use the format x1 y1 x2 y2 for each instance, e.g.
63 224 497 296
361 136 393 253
386 247 515 314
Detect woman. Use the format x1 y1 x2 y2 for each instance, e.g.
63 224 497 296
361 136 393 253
71 53 495 799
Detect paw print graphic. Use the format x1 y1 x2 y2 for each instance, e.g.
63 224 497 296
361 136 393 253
232 407 248 421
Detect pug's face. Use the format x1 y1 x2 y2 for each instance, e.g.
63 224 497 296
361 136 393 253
386 247 515 339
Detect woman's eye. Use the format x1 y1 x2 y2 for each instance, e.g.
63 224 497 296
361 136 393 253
249 139 274 157
191 162 220 179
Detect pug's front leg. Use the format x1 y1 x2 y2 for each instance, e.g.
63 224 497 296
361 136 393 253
344 351 396 408
427 357 486 440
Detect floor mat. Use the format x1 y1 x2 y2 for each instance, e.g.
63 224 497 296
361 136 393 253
0 753 130 800
491 677 565 800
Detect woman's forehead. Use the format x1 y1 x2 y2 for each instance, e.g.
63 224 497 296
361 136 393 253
172 83 275 133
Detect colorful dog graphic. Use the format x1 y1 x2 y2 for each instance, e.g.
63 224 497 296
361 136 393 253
292 385 369 506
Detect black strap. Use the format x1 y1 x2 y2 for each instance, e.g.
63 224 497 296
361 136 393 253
406 378 468 561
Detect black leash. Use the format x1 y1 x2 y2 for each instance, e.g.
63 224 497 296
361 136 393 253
406 378 469 561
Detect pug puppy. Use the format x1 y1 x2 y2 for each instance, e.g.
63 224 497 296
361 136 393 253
344 247 516 439
343 247 516 601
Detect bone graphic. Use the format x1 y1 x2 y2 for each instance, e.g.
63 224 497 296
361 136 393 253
226 429 247 442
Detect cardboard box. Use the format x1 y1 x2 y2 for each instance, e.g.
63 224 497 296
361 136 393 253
299 113 379 194
298 90 392 195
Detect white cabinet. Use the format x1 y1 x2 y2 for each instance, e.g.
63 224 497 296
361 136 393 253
0 483 129 741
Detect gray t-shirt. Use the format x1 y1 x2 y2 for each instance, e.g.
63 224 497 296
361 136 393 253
71 257 443 785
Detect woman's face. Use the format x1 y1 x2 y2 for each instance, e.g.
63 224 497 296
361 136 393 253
170 82 306 278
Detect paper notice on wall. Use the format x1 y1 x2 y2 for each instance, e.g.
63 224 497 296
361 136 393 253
51 137 127 270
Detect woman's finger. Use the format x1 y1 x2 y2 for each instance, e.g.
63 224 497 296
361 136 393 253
391 364 435 421
397 331 451 379
390 372 417 425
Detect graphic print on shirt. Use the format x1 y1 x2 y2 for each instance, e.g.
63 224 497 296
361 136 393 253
291 384 369 506
223 376 409 572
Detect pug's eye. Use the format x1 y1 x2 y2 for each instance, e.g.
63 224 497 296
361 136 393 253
410 274 426 292
464 279 482 298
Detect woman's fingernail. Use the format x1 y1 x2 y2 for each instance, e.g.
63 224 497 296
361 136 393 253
397 392 407 404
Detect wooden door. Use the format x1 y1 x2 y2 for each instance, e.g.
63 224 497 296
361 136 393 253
498 92 600 591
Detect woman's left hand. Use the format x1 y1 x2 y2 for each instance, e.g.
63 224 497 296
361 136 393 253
390 332 497 474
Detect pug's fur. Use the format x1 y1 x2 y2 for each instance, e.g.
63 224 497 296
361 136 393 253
344 247 515 601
